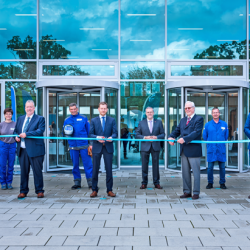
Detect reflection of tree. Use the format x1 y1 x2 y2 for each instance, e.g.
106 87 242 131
194 40 246 59
7 35 71 59
121 66 165 79
43 65 90 76
5 82 36 117
0 62 36 79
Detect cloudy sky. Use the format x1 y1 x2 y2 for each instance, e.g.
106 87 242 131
0 0 247 60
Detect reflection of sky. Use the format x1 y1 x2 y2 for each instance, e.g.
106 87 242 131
167 0 246 59
121 62 165 79
121 0 165 59
39 0 118 59
0 0 37 59
43 65 115 76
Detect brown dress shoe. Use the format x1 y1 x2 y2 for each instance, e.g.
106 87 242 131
17 193 27 199
140 184 147 189
192 194 199 200
37 193 44 198
180 193 192 198
248 195 250 199
108 191 116 197
155 184 163 189
90 191 98 198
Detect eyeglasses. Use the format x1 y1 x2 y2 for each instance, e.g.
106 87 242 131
185 107 193 110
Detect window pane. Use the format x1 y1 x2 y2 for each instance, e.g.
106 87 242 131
43 65 115 76
0 62 36 79
171 65 243 76
120 62 165 79
120 82 165 166
0 0 37 59
167 0 246 59
5 82 36 118
39 0 118 59
121 0 165 59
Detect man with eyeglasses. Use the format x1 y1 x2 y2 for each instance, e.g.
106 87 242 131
203 108 229 190
168 101 203 200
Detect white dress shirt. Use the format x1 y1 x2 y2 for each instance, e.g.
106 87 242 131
21 114 34 148
147 119 154 132
187 113 195 120
99 115 106 125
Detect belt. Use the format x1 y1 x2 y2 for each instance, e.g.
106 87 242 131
68 145 89 150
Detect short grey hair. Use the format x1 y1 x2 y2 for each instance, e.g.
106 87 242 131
25 100 35 107
69 103 78 108
146 106 154 112
185 101 195 108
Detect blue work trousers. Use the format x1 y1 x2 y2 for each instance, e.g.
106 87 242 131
0 141 16 184
207 161 226 184
70 149 93 181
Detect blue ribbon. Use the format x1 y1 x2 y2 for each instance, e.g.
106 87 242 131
0 135 249 143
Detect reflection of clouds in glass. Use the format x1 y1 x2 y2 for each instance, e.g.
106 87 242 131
168 39 209 59
134 47 164 60
220 7 245 26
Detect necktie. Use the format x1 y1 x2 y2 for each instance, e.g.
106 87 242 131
186 117 191 126
102 117 105 132
21 117 30 142
149 120 153 133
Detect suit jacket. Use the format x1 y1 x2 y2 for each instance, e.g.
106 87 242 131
168 114 204 157
14 114 45 158
89 116 118 154
244 113 250 150
136 119 165 152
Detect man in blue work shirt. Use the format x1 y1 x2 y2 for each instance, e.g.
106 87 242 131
63 103 93 190
203 107 229 189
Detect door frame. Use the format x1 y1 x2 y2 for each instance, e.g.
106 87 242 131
185 87 240 172
46 87 104 172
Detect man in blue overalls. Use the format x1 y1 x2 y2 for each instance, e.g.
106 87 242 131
63 103 93 189
203 107 229 189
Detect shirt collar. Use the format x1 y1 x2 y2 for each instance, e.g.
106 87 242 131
25 113 34 120
188 113 195 119
147 119 154 122
99 115 106 119
212 119 220 124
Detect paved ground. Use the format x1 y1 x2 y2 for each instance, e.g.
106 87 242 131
0 170 250 250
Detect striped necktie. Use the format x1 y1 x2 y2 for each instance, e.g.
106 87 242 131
186 116 191 126
21 117 30 142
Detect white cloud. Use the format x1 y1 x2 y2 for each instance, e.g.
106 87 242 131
134 47 165 59
167 39 210 59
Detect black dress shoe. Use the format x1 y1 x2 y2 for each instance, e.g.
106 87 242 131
248 195 250 199
140 184 147 189
220 184 227 189
192 194 199 200
180 193 192 198
206 183 213 189
155 184 163 189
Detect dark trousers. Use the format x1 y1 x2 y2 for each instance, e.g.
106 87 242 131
19 148 44 194
92 146 113 193
141 145 160 185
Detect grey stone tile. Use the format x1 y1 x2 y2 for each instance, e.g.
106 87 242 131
150 236 167 246
233 220 250 228
185 208 224 214
26 247 79 250
87 228 118 236
0 228 27 236
32 209 73 214
135 214 175 220
180 228 213 237
148 220 164 228
115 247 132 250
79 247 114 250
167 236 202 247
118 228 133 236
105 220 148 228
0 214 16 220
38 228 88 236
163 221 193 228
21 227 42 236
192 221 237 228
84 208 110 214
0 221 21 228
75 220 105 228
175 214 203 221
94 214 121 220
226 228 250 236
16 221 62 228
52 214 94 221
4 247 26 250
59 220 77 228
109 209 147 214
99 236 149 246
64 236 99 246
0 236 50 245
187 248 222 250
134 248 186 250
199 236 250 247
134 228 180 237
46 236 67 246
10 214 42 221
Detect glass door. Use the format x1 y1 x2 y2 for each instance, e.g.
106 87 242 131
47 88 101 171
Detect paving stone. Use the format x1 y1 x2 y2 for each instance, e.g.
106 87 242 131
38 228 88 236
10 214 42 221
46 236 67 246
21 227 42 236
64 236 100 245
199 236 250 247
32 209 73 214
16 221 62 228
135 214 175 220
99 236 149 246
86 228 118 236
75 220 105 228
134 228 180 237
226 228 250 236
0 228 27 236
0 221 21 228
52 214 94 221
192 221 238 228
105 220 148 228
180 228 213 237
0 236 50 246
150 236 167 246
134 248 186 250
26 247 78 250
118 228 133 236
167 236 202 247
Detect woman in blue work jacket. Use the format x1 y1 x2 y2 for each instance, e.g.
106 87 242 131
203 108 229 190
0 108 16 190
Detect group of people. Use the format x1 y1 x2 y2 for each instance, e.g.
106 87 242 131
0 100 250 200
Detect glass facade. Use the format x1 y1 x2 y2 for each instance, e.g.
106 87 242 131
0 0 249 172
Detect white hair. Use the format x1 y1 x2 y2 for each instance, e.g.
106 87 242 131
25 100 35 107
185 101 195 108
146 106 154 112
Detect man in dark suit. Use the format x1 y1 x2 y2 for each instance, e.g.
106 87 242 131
14 100 45 199
89 102 118 198
168 101 203 200
136 107 165 189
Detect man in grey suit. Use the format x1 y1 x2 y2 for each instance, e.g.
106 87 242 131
136 107 165 189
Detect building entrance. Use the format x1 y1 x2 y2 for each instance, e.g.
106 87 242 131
166 80 249 173
36 80 119 172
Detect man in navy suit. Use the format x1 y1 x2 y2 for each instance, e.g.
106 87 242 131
14 100 45 199
168 101 203 200
244 113 250 199
136 107 165 189
89 102 118 198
